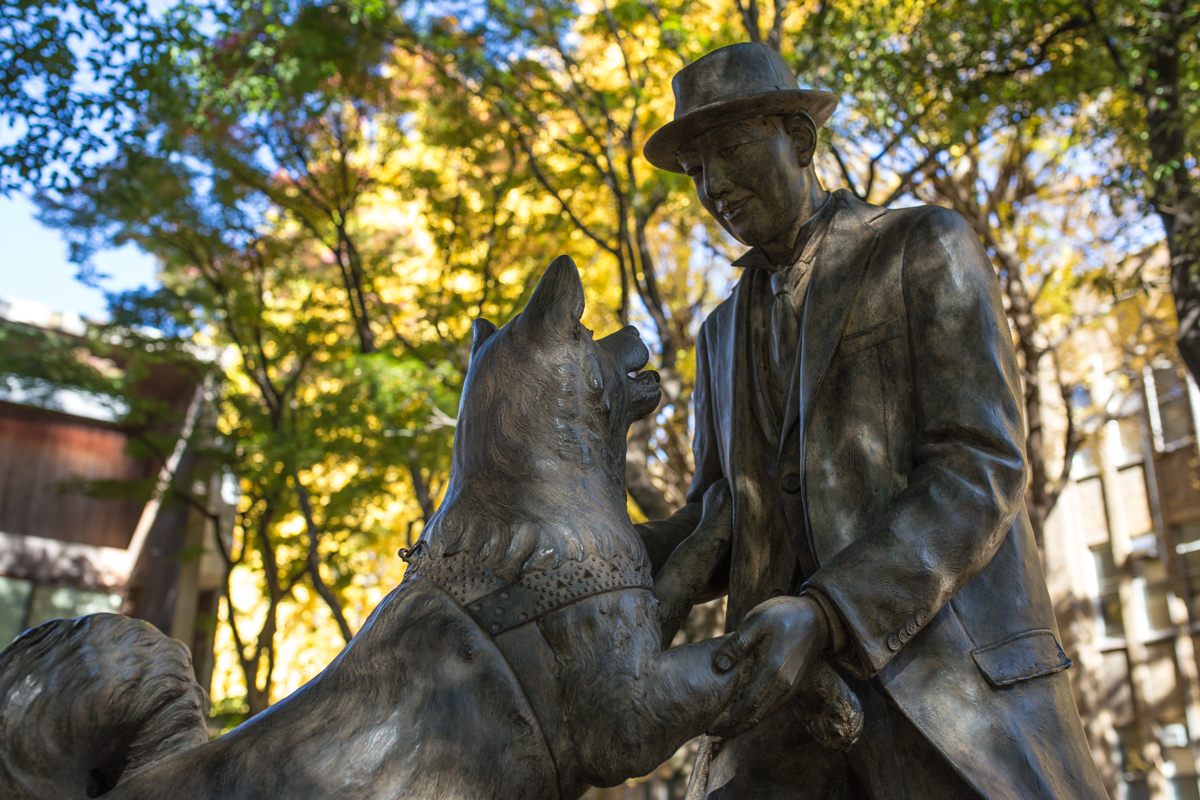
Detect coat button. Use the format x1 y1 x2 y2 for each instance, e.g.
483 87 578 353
887 635 900 651
898 629 911 644
781 473 803 494
916 610 928 625
906 620 918 635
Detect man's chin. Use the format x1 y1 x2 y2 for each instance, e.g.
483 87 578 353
719 220 752 246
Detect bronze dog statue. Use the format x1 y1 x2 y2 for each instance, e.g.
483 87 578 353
0 256 746 800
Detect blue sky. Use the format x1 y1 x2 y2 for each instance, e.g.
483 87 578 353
0 195 158 321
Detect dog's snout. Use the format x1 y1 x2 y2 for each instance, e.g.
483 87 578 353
598 325 651 373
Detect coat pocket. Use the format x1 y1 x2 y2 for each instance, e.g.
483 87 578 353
971 629 1072 688
836 316 903 360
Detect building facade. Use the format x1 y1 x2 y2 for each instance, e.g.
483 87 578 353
0 296 230 694
1045 358 1200 800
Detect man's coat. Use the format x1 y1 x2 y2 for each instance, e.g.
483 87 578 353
677 189 1106 799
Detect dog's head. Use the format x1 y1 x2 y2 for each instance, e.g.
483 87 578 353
423 256 661 573
462 254 662 467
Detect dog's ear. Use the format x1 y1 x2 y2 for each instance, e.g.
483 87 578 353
519 255 585 338
470 318 497 358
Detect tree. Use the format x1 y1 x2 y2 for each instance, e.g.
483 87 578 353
1077 0 1200 386
406 0 751 520
0 0 182 192
37 0 459 714
787 0 1200 384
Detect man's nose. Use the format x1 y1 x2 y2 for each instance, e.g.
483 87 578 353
703 160 732 200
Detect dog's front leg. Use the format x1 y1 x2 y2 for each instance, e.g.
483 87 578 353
653 480 732 644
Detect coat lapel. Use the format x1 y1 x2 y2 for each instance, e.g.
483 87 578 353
703 270 758 477
780 191 881 452
717 267 798 627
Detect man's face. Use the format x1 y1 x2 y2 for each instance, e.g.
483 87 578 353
677 118 810 252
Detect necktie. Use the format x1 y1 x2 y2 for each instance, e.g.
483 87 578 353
770 269 801 389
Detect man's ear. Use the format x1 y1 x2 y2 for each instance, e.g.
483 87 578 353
788 111 818 168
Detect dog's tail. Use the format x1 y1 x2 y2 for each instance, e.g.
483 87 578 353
0 613 210 799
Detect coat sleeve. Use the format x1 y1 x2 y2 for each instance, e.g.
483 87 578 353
804 206 1027 678
636 321 725 576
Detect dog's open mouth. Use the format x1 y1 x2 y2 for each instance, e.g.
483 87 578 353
625 347 661 393
628 368 661 390
626 349 662 416
628 368 662 418
600 324 663 418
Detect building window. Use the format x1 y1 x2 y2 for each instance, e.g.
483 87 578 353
1093 543 1126 639
1119 463 1156 539
1078 476 1110 544
1118 723 1152 790
1148 364 1195 452
1177 522 1200 620
1141 556 1175 633
1117 416 1148 466
1074 440 1102 476
0 576 121 646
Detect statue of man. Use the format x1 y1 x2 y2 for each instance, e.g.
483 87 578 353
638 42 1107 799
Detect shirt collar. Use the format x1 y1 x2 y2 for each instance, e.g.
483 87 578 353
730 192 838 271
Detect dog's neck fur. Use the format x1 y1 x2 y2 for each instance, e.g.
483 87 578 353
420 341 649 582
418 257 653 582
422 453 646 581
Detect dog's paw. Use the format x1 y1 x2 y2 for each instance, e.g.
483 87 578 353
698 479 732 531
792 660 863 752
653 480 733 644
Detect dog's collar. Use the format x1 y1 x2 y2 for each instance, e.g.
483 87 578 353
400 545 653 635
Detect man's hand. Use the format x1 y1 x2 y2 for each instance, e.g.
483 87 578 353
709 595 831 738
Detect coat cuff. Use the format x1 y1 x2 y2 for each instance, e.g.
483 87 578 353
800 586 850 660
801 581 874 680
806 567 941 679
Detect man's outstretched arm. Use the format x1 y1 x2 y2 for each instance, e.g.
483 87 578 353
636 323 729 602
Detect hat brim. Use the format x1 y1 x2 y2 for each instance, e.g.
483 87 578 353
643 89 838 173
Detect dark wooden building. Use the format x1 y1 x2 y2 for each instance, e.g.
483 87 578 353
0 296 229 693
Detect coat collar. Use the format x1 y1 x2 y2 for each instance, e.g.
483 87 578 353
730 192 837 272
728 193 840 446
780 190 882 450
721 189 884 454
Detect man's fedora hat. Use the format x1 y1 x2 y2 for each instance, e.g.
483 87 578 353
644 42 838 173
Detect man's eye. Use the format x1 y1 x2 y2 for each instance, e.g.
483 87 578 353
718 143 741 158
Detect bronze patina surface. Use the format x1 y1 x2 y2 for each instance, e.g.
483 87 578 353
0 258 768 800
641 41 1109 800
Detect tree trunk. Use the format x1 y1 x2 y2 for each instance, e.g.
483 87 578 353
407 454 436 522
245 662 273 717
626 415 675 521
293 477 355 643
1003 257 1052 549
1166 194 1200 381
1140 23 1200 383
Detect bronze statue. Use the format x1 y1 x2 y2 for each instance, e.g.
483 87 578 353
639 42 1109 800
0 256 851 800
